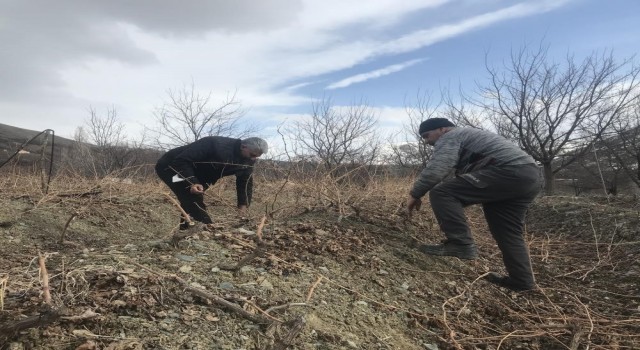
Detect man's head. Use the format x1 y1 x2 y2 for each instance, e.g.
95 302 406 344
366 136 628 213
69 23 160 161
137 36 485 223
240 137 268 160
418 118 456 145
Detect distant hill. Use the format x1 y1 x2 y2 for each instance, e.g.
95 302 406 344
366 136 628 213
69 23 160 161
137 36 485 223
0 123 77 165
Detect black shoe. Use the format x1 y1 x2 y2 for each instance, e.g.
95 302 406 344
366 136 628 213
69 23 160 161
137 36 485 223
484 272 536 292
418 242 478 260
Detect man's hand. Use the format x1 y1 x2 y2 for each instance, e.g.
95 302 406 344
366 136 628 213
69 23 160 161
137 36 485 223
190 184 204 194
406 195 422 218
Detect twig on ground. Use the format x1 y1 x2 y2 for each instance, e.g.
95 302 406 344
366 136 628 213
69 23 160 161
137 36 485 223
38 251 52 305
256 215 267 240
305 276 324 303
220 216 268 274
241 299 284 323
162 192 192 226
269 316 306 350
569 325 584 350
132 262 273 324
59 212 78 244
0 274 7 310
219 245 266 275
0 307 64 339
441 273 491 350
573 294 594 350
265 303 310 315
60 309 101 321
55 189 103 198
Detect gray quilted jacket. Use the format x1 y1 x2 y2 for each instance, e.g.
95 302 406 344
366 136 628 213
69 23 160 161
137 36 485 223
410 127 536 199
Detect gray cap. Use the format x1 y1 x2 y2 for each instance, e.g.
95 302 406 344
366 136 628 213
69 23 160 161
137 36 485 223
241 137 268 154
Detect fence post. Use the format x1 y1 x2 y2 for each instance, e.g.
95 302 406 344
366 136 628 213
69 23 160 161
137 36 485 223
40 130 50 193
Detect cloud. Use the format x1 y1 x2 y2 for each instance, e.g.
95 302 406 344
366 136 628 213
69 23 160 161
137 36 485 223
94 0 303 35
0 0 576 138
297 0 452 30
326 59 426 89
376 1 571 55
259 0 571 95
0 0 301 102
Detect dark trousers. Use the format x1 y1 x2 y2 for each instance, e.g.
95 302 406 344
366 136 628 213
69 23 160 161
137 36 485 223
429 164 542 287
155 163 213 229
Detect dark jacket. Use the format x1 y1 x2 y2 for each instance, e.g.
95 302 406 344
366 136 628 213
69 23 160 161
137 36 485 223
156 136 255 206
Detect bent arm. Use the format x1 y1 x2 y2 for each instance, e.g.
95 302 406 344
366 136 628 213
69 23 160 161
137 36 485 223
410 137 461 198
171 138 216 185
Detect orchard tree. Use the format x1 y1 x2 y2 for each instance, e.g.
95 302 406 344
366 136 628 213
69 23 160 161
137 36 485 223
67 106 145 177
151 82 252 149
387 90 439 169
388 88 484 172
86 107 137 176
481 43 640 194
289 97 380 175
600 97 640 189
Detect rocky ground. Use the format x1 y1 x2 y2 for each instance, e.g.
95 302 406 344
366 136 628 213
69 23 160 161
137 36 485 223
0 175 639 349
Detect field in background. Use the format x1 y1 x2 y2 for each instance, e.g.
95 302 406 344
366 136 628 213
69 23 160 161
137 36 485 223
0 168 639 349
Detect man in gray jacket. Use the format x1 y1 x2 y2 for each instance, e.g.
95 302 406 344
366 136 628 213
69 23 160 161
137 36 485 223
406 118 542 292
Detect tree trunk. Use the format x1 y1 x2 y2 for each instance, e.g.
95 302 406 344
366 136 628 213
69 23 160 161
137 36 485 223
636 154 640 188
543 162 554 195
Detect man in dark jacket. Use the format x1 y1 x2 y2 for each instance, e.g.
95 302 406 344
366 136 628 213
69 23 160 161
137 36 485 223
406 118 542 292
155 136 268 229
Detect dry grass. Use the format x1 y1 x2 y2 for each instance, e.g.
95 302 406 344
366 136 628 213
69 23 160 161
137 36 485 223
0 165 639 349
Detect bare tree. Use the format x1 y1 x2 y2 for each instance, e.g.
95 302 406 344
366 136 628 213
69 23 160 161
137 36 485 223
441 87 486 128
151 82 251 149
600 98 640 189
67 125 97 176
289 97 380 175
387 88 485 172
481 43 640 194
87 106 126 148
88 106 131 176
387 90 439 169
65 107 148 178
557 144 625 196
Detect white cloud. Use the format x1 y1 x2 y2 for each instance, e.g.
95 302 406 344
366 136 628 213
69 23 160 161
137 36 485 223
253 0 570 98
326 59 426 89
297 0 452 30
0 0 576 139
376 1 571 55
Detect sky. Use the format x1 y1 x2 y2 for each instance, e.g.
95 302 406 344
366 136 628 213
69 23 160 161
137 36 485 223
1 0 639 152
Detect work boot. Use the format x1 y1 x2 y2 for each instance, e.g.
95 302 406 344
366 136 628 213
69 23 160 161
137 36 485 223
484 272 536 292
418 241 478 260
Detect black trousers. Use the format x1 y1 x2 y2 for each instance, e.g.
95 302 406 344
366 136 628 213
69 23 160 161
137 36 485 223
155 163 213 229
429 164 542 287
